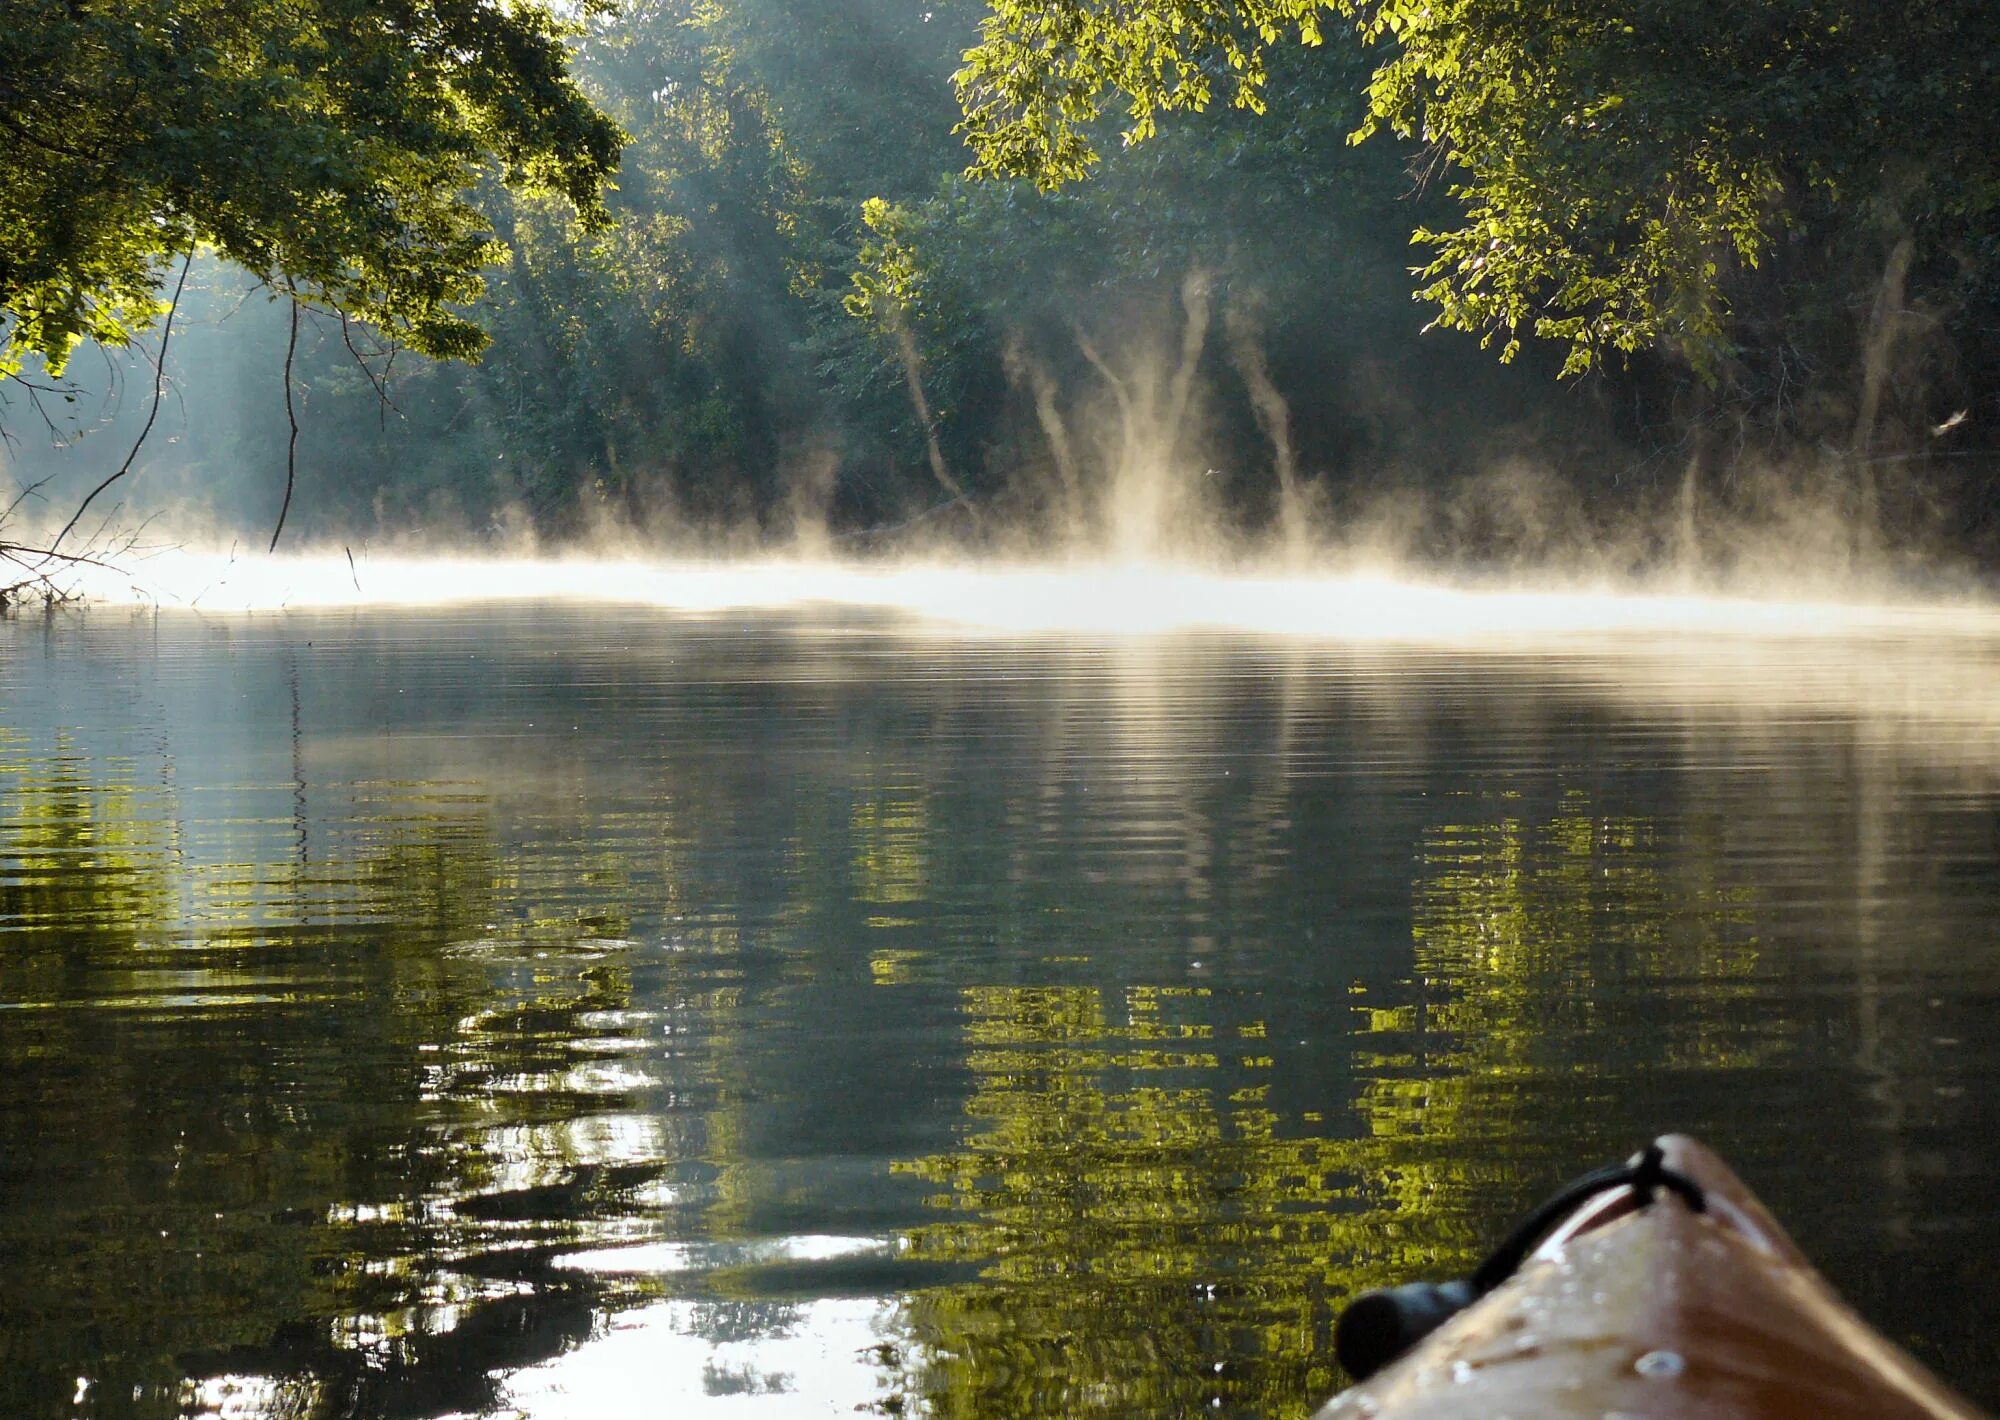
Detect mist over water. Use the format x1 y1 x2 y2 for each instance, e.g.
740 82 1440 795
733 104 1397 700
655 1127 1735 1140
6 243 1986 612
36 544 1995 632
10 283 1993 636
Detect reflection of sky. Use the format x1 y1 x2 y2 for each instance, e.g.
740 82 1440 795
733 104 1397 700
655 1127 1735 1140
164 1295 912 1419
477 1298 904 1420
554 1232 899 1276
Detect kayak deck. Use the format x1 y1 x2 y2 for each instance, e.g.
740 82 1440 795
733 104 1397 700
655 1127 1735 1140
1318 1136 1989 1419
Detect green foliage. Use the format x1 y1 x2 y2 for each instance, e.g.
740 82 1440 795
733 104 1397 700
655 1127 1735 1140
9 0 1576 544
0 0 623 379
16 0 1997 548
440 1 834 522
1361 0 2000 379
956 0 1337 188
958 0 2000 380
847 197 927 323
837 31 1463 524
417 0 991 526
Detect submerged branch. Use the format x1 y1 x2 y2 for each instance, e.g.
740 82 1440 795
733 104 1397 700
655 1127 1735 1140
0 539 126 608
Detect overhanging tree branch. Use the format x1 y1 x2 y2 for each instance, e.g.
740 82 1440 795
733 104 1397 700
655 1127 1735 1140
45 250 193 555
269 287 301 552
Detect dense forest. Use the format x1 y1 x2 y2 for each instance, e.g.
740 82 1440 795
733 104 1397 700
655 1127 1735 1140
3 0 1997 574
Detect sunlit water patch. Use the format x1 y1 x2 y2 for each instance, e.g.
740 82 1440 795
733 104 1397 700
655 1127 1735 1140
2 601 1998 1418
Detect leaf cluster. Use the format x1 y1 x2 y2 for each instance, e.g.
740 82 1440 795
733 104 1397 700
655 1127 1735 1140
0 0 623 379
956 0 1338 189
956 0 2000 380
1360 0 2000 377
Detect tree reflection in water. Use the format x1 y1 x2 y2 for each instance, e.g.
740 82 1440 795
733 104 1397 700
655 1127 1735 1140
2 610 1997 1418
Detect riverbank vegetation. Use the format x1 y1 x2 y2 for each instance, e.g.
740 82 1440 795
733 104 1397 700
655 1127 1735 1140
3 1 1996 574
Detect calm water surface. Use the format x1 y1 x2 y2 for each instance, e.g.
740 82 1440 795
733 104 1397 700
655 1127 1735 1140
2 604 1998 1418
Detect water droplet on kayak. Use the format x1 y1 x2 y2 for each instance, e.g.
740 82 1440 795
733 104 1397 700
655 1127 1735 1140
1635 1350 1686 1379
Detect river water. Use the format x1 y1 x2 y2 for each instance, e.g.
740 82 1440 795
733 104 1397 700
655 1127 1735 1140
3 598 1998 1418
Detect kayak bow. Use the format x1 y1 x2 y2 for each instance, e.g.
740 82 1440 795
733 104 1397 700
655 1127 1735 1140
1318 1136 1989 1419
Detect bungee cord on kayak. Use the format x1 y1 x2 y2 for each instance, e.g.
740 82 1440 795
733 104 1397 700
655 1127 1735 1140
1321 1137 1988 1419
1336 1141 1713 1382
